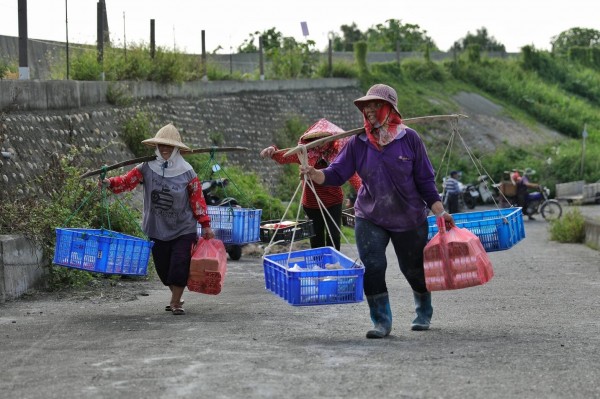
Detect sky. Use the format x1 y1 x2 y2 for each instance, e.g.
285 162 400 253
0 0 598 54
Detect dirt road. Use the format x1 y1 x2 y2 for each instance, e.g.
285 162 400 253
1 206 599 399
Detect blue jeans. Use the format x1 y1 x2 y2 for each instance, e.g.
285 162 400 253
354 217 429 296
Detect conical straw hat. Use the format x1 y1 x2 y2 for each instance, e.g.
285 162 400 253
141 124 191 151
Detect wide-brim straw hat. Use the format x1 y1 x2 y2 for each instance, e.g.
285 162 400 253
141 123 191 151
299 118 345 142
353 84 402 118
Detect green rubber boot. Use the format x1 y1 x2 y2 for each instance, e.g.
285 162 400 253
411 291 433 331
366 292 393 339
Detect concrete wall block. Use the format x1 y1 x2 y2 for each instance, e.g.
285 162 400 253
0 80 48 111
0 235 47 302
78 81 109 107
45 81 80 110
584 219 600 250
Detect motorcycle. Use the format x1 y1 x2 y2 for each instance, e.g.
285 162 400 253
473 175 496 204
200 165 243 260
442 178 477 211
495 184 562 221
462 181 480 209
524 186 562 221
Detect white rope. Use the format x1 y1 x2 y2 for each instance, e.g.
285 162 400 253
262 179 303 255
298 145 355 248
435 118 507 216
262 143 358 264
451 121 504 212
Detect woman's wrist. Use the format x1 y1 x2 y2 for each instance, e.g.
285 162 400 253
436 210 447 217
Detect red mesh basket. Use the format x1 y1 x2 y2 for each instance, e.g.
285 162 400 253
423 217 494 291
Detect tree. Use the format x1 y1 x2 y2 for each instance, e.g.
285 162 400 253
551 27 600 56
333 23 365 52
237 28 283 53
451 27 505 53
364 19 436 52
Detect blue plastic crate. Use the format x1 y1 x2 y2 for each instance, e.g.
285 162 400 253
427 207 525 252
53 228 153 276
198 206 262 245
263 247 364 306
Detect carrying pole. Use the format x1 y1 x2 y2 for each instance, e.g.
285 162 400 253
80 146 248 179
283 114 468 158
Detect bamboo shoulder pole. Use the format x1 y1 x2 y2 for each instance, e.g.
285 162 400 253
283 114 468 158
80 146 248 179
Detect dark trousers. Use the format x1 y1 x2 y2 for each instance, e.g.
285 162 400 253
447 193 460 214
150 233 197 287
355 217 429 296
303 204 343 250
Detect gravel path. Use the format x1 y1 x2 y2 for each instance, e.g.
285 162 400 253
0 205 598 399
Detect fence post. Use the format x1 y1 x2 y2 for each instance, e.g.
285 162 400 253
259 36 264 81
150 19 155 59
18 0 30 80
328 39 333 77
201 30 207 81
96 1 105 81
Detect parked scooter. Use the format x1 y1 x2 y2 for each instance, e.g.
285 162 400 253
200 165 243 260
474 175 495 204
462 181 480 209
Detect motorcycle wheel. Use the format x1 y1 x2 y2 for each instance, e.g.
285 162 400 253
463 194 477 209
540 200 562 221
227 245 243 261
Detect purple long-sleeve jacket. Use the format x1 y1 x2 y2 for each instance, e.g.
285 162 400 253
321 127 441 232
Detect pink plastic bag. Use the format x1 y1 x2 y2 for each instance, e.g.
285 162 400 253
423 217 494 291
187 238 228 295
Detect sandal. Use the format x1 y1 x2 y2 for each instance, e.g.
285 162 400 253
165 300 184 312
171 305 185 315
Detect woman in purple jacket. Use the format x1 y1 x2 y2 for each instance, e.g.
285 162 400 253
301 84 455 338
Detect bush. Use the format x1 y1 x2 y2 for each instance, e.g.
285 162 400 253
70 50 104 81
548 208 586 243
401 59 446 82
106 83 133 106
0 148 149 289
314 60 358 78
122 111 154 157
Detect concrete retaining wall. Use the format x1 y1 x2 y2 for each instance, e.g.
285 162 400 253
0 78 358 112
0 235 47 302
0 78 363 200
